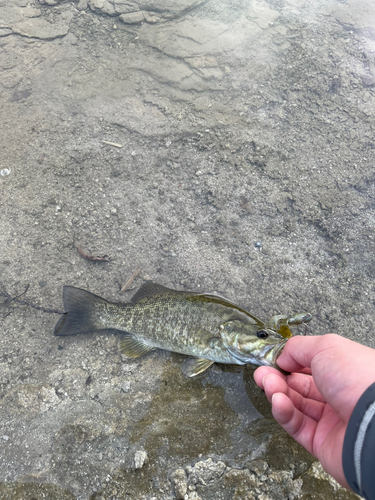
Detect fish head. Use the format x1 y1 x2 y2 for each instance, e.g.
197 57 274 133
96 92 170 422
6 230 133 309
219 319 287 367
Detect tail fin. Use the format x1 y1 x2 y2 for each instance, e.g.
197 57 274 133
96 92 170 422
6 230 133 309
54 286 107 336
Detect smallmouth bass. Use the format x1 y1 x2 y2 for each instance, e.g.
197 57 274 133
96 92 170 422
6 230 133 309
54 282 309 377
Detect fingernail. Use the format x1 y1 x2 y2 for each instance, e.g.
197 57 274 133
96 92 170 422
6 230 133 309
271 394 275 404
262 375 267 388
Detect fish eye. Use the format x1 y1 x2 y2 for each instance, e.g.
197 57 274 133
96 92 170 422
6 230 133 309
257 330 268 339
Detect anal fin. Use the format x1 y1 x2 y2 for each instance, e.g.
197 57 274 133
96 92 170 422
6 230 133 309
181 356 214 378
119 335 155 358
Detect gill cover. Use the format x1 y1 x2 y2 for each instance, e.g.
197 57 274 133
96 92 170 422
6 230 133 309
220 320 286 366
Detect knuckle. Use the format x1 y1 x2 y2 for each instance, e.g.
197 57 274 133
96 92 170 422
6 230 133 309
320 333 341 349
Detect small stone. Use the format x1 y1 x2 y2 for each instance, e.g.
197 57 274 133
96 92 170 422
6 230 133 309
121 381 130 393
77 0 88 10
0 168 11 176
89 388 99 399
187 493 202 500
248 459 268 477
2 435 9 441
119 11 145 24
171 469 187 499
187 458 226 486
134 449 148 469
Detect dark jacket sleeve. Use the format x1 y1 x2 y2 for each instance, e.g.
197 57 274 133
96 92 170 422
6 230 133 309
342 382 375 499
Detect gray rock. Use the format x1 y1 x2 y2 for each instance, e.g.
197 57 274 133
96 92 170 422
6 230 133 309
171 468 188 499
134 449 148 469
0 28 12 36
225 467 303 500
77 0 88 10
186 458 226 486
88 0 205 19
119 11 145 24
121 381 131 392
0 0 71 39
248 459 269 477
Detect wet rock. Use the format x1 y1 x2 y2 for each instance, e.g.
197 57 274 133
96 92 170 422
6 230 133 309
360 74 375 87
0 0 71 39
225 466 303 500
247 1 280 29
225 468 259 490
12 18 70 39
119 11 146 24
41 0 61 5
77 0 88 10
134 449 148 469
88 0 205 20
186 457 226 486
1 384 60 419
137 17 262 60
186 493 202 500
121 381 131 392
171 468 188 499
0 28 12 36
300 461 358 498
248 458 269 477
243 365 273 419
88 0 116 16
0 482 76 499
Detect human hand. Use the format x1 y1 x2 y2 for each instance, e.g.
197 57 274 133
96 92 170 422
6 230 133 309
254 334 375 489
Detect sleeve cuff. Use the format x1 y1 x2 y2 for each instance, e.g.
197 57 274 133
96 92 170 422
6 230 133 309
342 381 375 499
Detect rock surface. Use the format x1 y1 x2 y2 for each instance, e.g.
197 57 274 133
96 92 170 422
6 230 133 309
0 0 71 39
88 0 206 20
0 0 373 498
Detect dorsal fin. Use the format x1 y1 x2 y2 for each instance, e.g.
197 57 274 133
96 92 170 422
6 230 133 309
130 283 266 327
186 294 266 327
130 282 188 302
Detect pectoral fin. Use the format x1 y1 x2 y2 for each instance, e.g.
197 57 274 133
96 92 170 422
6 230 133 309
181 356 214 377
119 335 155 358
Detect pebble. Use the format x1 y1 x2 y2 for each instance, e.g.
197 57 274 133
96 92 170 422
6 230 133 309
134 449 148 469
121 381 131 393
171 469 187 499
0 168 11 176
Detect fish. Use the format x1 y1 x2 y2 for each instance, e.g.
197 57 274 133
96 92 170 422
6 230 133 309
54 282 290 377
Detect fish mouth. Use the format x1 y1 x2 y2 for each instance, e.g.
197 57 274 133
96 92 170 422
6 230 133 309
258 339 288 365
270 339 288 363
227 339 289 367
